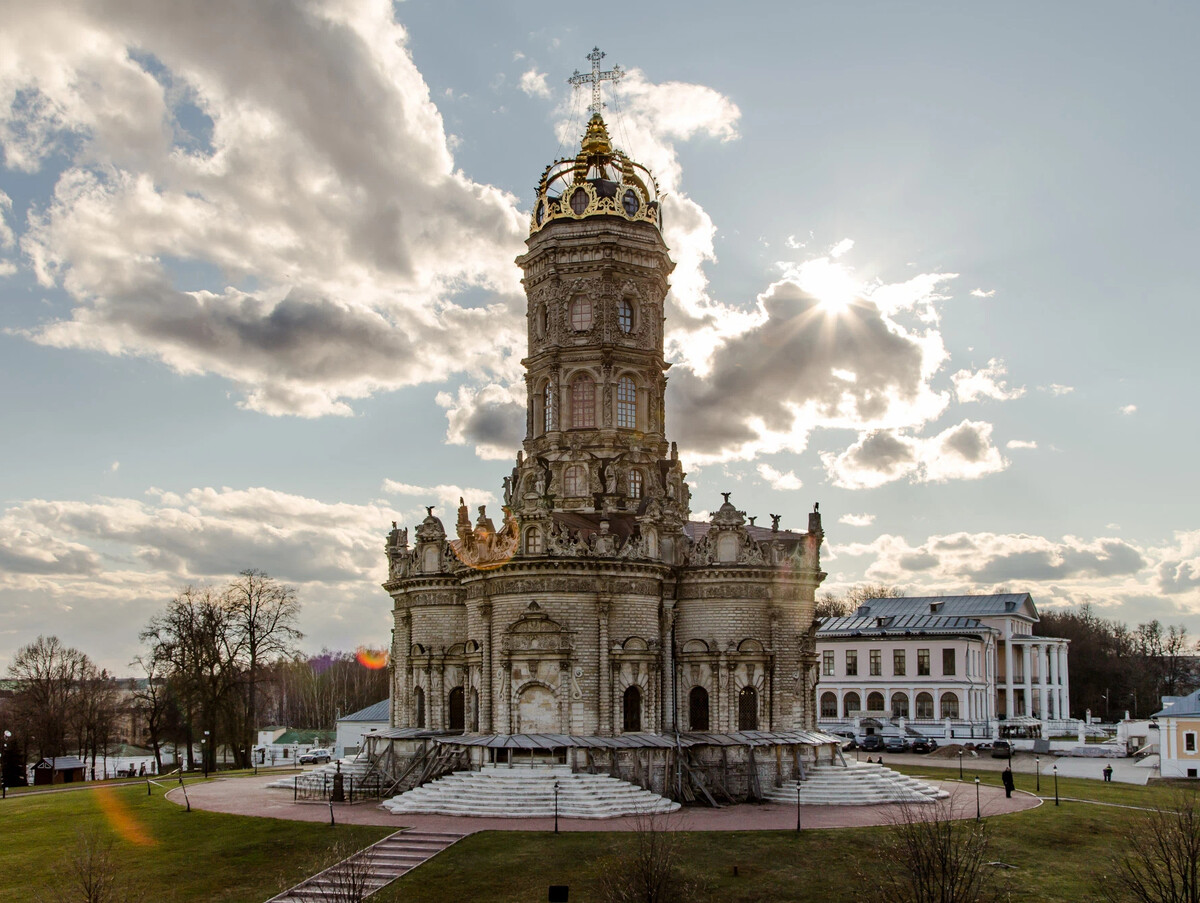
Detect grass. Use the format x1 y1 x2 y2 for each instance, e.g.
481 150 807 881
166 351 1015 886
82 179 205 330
0 776 390 903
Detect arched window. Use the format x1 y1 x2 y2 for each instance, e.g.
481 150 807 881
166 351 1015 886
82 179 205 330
543 383 554 433
448 686 465 730
915 692 934 720
564 465 588 496
820 692 838 718
940 692 960 720
891 692 909 719
623 685 642 732
628 469 643 499
617 377 637 429
571 375 595 428
843 692 861 717
414 686 426 728
525 527 543 555
618 298 633 333
570 296 592 331
867 692 885 712
688 686 709 730
738 686 758 731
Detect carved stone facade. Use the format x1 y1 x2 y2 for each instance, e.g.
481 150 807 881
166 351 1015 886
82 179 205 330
384 114 826 739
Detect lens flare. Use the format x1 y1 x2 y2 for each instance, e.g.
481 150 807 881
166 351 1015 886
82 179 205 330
94 786 155 846
356 648 388 670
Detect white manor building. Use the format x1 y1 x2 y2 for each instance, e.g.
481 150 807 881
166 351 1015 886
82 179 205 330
816 594 1073 740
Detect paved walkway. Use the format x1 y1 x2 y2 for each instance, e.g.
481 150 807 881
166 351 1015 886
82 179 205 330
867 751 1155 785
165 774 1039 833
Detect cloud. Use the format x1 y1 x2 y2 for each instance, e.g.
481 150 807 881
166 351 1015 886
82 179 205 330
822 419 1006 489
1006 439 1037 450
2 0 527 416
951 358 1025 403
829 238 854 258
0 190 14 248
109 461 120 472
518 68 551 99
838 513 875 527
1040 384 1075 396
437 382 525 460
756 464 802 491
970 288 995 298
381 480 496 514
1120 404 1137 415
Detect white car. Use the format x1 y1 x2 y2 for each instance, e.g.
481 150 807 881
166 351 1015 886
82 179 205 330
298 748 332 765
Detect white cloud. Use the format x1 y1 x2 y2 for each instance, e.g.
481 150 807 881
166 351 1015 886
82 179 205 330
756 464 802 491
829 238 854 258
109 460 120 472
0 190 14 248
2 0 528 417
823 419 1007 490
970 288 995 298
381 480 496 514
518 68 551 99
1041 384 1075 396
1120 404 1137 415
1006 439 1037 450
951 358 1026 403
437 382 525 460
838 513 875 527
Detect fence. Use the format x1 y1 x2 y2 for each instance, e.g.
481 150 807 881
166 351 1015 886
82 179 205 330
293 772 388 803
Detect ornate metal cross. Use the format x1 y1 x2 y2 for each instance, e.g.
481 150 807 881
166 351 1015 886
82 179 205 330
568 47 623 117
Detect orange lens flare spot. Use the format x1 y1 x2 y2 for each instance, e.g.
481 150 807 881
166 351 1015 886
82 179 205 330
95 786 155 846
356 648 388 670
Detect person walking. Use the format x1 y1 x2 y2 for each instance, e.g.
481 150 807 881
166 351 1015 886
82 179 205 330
1103 764 1113 783
1002 765 1015 798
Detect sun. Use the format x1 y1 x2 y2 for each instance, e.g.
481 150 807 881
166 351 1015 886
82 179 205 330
797 257 862 315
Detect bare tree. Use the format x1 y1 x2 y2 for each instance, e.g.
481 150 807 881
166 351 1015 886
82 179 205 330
1103 788 1200 903
293 842 377 903
130 651 170 773
7 636 91 762
40 828 144 903
816 584 905 620
597 808 703 903
863 793 1002 903
225 569 302 766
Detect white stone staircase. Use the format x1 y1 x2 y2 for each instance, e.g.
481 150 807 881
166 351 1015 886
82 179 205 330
265 829 463 902
762 762 949 806
381 764 680 819
265 754 375 792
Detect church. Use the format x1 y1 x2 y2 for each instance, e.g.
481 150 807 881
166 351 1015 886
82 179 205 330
383 103 827 741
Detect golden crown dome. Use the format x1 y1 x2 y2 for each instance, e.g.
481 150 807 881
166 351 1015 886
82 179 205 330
530 113 661 235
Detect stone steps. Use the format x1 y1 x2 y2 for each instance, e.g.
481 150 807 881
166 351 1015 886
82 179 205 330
266 756 375 791
381 765 680 819
762 763 949 806
265 830 463 902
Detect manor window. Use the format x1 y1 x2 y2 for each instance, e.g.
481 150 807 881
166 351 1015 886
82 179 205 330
628 469 643 499
543 383 554 433
918 649 931 676
893 650 906 676
869 650 881 676
822 650 834 676
845 650 858 676
943 648 956 676
618 298 634 333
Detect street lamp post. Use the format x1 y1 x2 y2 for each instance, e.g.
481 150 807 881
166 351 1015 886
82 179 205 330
796 782 802 833
1053 765 1059 806
553 780 560 834
1035 755 1040 793
2 730 10 799
975 776 981 820
201 733 208 779
957 750 963 781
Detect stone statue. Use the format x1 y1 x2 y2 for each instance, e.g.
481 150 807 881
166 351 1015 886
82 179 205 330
770 513 781 532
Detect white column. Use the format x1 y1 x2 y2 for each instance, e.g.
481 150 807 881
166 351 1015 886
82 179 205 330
1060 645 1071 721
1022 643 1033 718
1049 643 1060 721
1004 638 1015 718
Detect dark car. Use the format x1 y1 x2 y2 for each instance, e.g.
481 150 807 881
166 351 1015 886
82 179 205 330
910 738 939 754
884 737 910 753
832 731 857 751
990 740 1012 759
859 734 885 752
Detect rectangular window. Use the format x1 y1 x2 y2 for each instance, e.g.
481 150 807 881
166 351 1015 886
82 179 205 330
917 649 930 676
845 650 858 676
1187 733 1197 753
943 648 956 676
822 650 834 677
893 650 906 676
870 650 881 676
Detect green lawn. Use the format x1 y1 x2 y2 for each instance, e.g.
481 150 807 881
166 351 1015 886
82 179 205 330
0 777 389 903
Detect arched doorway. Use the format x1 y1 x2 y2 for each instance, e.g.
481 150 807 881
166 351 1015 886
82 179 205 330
688 686 709 730
414 686 425 728
738 686 758 731
820 692 838 718
447 686 465 730
623 685 642 732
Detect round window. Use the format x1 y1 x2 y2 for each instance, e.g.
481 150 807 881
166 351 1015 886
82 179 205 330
622 189 639 216
570 188 589 215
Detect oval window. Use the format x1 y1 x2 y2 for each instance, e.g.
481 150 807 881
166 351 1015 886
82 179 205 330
535 200 545 225
570 188 589 215
623 189 639 216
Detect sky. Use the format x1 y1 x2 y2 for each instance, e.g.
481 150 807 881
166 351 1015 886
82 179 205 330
1 0 1198 674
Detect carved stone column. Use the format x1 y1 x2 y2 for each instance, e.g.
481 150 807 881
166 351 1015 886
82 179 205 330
559 659 571 733
396 611 411 727
480 602 493 732
661 603 676 731
598 600 611 736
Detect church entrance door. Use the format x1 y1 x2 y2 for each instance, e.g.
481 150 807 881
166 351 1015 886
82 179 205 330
738 686 758 731
517 684 558 733
448 686 465 730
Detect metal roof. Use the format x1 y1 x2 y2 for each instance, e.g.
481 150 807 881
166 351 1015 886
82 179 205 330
1155 690 1200 719
36 756 87 770
685 521 806 543
438 730 840 750
819 612 996 638
850 594 1038 621
339 699 390 723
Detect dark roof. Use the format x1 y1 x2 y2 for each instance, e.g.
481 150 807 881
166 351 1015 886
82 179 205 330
36 756 87 770
819 612 996 638
441 730 839 750
684 521 806 543
1155 690 1200 719
339 699 390 723
851 594 1038 621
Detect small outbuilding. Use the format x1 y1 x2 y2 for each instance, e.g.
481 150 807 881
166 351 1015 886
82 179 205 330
33 756 87 785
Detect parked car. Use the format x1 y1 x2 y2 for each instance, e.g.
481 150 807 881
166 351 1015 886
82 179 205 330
859 734 885 752
911 738 939 754
832 731 857 751
298 748 332 765
884 737 910 753
990 740 1012 759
